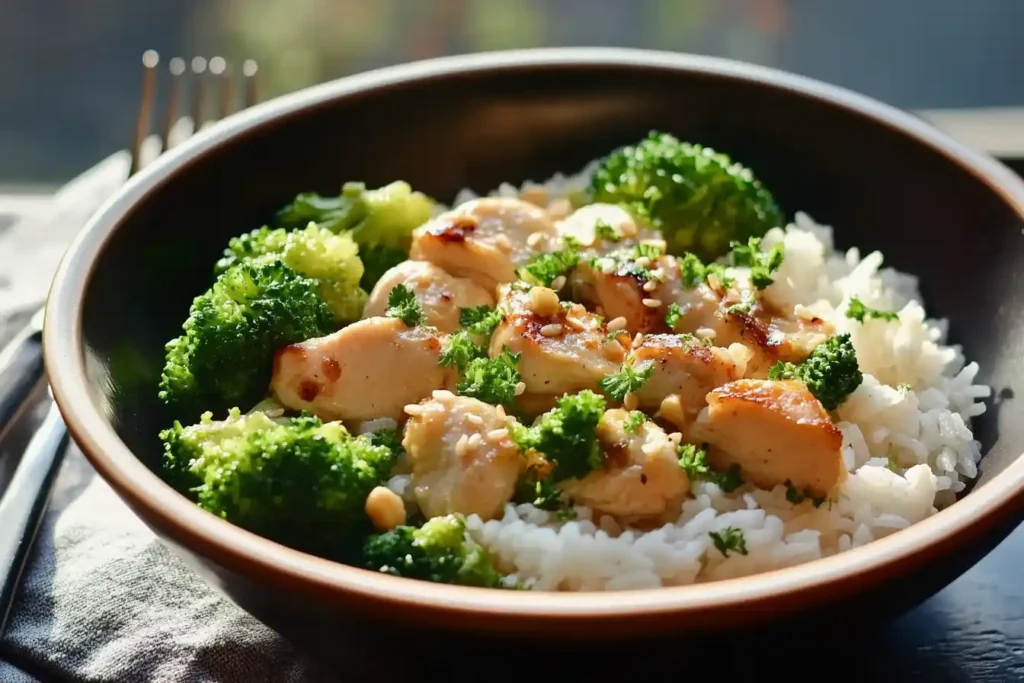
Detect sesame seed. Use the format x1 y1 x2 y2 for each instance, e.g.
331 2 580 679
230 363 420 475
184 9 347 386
514 381 527 396
642 280 658 292
496 404 507 420
467 433 483 450
455 434 469 458
466 413 484 425
550 275 567 291
540 323 564 337
404 404 424 416
642 298 662 308
488 428 509 441
624 392 639 411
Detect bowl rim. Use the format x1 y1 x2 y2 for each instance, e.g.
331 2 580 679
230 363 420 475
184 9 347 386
44 47 1024 623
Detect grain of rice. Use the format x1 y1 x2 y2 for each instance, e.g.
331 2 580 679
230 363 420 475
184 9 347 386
514 382 527 396
495 404 507 420
550 275 567 291
488 428 509 441
467 433 483 450
540 323 563 337
403 404 424 416
432 389 455 400
494 234 513 252
466 413 484 425
642 280 658 292
455 434 469 458
633 332 645 346
642 298 662 308
623 392 639 411
635 256 651 268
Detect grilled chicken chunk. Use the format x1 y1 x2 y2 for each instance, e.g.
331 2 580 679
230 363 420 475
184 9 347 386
689 379 844 498
409 197 559 291
363 260 494 333
556 203 654 252
659 269 833 378
271 317 455 423
489 284 625 408
627 334 743 420
561 409 690 524
403 391 521 520
570 243 675 335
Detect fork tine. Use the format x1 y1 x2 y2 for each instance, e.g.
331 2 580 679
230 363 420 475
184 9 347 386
243 60 259 109
211 57 234 120
161 57 185 154
190 56 208 132
129 50 159 176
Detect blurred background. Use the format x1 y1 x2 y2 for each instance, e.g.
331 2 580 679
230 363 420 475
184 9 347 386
1 0 1022 189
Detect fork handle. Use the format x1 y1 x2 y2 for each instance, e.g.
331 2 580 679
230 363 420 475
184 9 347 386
0 402 69 636
0 321 45 438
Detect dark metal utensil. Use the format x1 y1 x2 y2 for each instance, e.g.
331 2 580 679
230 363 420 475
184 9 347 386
0 50 258 639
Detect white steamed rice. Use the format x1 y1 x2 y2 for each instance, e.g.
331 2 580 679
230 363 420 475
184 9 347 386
396 164 992 592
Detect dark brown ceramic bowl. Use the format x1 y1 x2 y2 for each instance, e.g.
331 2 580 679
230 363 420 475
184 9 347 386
43 48 1024 642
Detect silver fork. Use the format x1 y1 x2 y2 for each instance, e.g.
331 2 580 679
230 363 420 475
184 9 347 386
0 51 259 636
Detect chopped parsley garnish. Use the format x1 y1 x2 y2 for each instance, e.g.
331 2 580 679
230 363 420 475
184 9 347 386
606 330 626 340
677 444 744 492
556 507 578 521
845 297 899 323
784 480 825 507
456 348 522 406
598 360 654 401
709 527 748 557
729 237 785 289
439 330 485 368
513 390 607 483
594 219 621 243
623 410 647 434
897 383 912 393
516 475 565 511
715 464 745 493
635 242 665 260
678 252 736 290
664 303 683 330
678 443 712 479
521 245 580 287
459 305 503 335
385 284 426 327
724 292 755 316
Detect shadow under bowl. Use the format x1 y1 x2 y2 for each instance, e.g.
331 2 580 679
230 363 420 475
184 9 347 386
43 48 1024 644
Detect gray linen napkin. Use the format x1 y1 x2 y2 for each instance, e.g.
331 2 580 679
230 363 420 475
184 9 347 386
0 176 329 682
0 438 324 683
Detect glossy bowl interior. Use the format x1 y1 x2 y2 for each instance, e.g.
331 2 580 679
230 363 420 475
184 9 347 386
44 49 1024 639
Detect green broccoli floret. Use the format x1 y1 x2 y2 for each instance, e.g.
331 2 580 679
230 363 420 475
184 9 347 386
589 131 784 261
769 333 863 410
276 180 434 289
160 409 396 556
362 514 506 587
515 390 607 483
214 223 366 324
159 261 333 418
